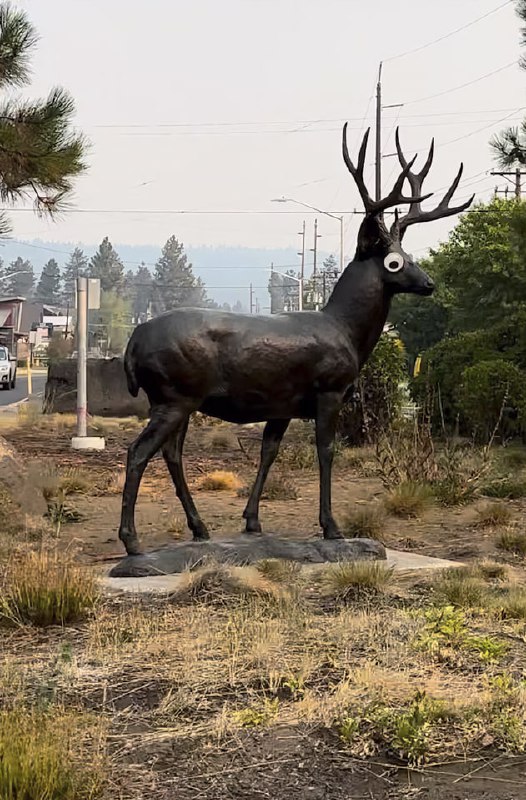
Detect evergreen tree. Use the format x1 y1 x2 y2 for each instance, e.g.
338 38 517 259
491 1 526 167
35 258 61 304
63 247 88 303
123 263 153 322
89 236 125 293
232 300 244 313
152 236 209 313
6 256 34 297
0 257 5 294
0 4 87 237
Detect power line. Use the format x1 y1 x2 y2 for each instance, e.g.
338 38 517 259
384 0 513 63
88 107 523 130
406 61 518 106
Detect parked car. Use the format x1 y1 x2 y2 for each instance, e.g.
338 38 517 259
0 346 16 390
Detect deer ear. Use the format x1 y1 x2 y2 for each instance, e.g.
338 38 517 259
356 215 385 257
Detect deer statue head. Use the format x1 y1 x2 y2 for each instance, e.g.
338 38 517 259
342 124 474 297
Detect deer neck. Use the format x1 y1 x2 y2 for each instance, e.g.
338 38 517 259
323 259 390 368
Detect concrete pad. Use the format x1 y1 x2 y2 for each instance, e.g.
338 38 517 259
385 549 462 571
100 547 464 596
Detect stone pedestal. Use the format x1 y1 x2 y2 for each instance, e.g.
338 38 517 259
109 533 386 578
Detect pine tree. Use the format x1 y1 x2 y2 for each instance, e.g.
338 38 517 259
35 258 61 304
63 247 88 303
152 236 209 313
6 256 34 297
0 257 5 294
0 4 87 237
232 300 244 313
89 237 125 293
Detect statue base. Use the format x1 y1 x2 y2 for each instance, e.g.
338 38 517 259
109 533 386 578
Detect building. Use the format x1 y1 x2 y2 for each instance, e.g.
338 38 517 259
0 296 71 358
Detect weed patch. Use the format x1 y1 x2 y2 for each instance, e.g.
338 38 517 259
342 506 384 539
384 482 434 518
198 470 242 491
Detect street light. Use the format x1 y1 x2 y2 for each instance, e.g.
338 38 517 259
271 196 345 274
268 268 303 312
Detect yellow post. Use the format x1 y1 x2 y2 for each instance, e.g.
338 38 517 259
413 355 422 377
27 342 33 395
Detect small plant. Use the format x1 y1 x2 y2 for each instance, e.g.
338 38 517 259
277 441 316 470
342 506 385 539
58 467 95 496
497 530 526 557
0 709 104 800
465 635 507 664
481 479 526 500
233 697 279 727
323 561 394 601
205 428 237 452
384 481 434 518
495 588 526 620
237 473 298 501
339 716 359 744
432 568 491 609
198 470 242 491
0 549 98 627
475 502 513 529
166 513 185 538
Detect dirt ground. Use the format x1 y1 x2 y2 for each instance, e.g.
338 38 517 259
2 415 526 800
2 416 520 565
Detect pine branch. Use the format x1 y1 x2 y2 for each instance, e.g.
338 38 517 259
0 3 38 89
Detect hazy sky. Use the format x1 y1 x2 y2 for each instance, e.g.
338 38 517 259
9 0 526 264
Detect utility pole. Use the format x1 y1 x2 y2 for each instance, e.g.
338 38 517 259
71 277 104 451
491 168 526 199
375 62 383 201
249 283 254 314
298 220 305 312
310 219 322 310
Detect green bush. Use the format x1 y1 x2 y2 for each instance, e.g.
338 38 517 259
413 312 526 438
457 360 526 441
338 333 406 445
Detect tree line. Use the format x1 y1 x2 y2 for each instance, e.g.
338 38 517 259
0 235 243 317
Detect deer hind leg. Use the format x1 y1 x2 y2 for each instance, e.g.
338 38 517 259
315 395 343 539
162 417 209 541
119 406 182 555
243 418 290 533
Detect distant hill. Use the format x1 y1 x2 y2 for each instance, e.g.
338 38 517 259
1 239 331 310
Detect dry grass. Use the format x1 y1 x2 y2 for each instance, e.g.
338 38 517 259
480 478 526 499
496 587 526 620
255 558 302 583
497 530 526 557
204 428 238 452
0 549 98 627
0 709 105 800
475 502 513 528
237 472 298 501
322 560 395 601
384 481 434 519
431 567 491 609
342 505 385 539
171 563 290 605
198 470 243 491
166 513 186 538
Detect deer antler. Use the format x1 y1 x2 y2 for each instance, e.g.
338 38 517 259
392 128 475 239
342 123 433 216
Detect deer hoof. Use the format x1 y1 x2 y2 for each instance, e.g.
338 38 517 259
245 519 262 534
323 527 344 540
192 525 210 541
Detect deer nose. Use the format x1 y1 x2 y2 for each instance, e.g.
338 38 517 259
423 277 435 293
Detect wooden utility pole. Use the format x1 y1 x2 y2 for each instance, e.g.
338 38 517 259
491 168 526 199
249 283 254 314
375 62 383 201
310 219 322 310
297 221 306 311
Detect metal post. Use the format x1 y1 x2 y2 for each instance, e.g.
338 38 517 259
27 343 32 396
298 220 305 312
76 276 88 438
516 167 522 200
375 62 383 202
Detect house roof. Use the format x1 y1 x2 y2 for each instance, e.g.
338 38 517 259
0 296 26 303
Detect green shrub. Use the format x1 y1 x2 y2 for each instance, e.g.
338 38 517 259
338 333 406 445
457 360 526 441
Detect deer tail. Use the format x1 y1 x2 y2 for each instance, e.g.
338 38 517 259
124 337 139 397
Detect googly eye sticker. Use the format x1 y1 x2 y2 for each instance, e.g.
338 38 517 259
384 252 404 273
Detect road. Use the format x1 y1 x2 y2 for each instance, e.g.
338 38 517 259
0 373 47 407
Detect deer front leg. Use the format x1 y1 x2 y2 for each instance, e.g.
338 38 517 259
163 418 209 541
119 407 181 555
315 395 343 540
243 419 290 533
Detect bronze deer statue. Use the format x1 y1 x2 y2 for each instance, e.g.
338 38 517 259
118 125 473 555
